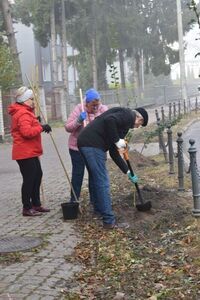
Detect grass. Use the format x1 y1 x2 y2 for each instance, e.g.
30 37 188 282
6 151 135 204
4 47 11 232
140 154 192 191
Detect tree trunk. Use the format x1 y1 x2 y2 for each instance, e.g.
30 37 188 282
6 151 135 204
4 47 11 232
72 47 77 91
50 0 58 119
1 0 22 85
92 36 98 89
118 49 126 88
50 0 58 85
135 53 140 88
134 53 141 102
91 0 98 90
61 0 69 119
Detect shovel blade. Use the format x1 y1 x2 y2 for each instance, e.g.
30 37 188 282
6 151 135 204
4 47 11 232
136 201 152 212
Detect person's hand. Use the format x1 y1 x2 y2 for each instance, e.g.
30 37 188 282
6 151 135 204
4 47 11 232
115 138 126 149
42 124 52 133
127 171 138 184
77 111 87 123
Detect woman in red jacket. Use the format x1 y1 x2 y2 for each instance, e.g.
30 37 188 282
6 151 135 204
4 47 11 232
8 86 52 217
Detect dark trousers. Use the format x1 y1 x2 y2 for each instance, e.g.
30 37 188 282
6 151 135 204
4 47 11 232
69 149 85 202
17 157 43 209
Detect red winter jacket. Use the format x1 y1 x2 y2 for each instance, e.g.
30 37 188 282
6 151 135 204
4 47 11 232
8 103 43 160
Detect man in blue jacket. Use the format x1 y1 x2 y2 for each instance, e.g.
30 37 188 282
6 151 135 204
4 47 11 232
77 107 148 229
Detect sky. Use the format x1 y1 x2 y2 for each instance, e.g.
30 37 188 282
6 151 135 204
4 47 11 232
171 0 200 80
171 23 200 80
185 24 200 77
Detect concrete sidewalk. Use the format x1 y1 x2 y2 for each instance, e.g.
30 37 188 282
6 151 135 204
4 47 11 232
0 128 82 300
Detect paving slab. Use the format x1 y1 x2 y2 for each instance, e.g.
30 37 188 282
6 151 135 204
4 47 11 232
0 128 82 299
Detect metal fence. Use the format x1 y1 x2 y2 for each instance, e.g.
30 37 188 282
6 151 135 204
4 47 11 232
1 83 200 141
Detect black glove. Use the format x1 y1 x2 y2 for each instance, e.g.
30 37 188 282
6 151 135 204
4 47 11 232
42 124 52 133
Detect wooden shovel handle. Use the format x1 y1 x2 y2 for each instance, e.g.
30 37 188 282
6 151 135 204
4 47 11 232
79 88 86 127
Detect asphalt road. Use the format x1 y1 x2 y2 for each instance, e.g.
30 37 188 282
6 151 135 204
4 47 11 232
183 120 200 166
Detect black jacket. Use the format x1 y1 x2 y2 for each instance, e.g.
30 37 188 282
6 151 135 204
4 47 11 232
77 107 136 173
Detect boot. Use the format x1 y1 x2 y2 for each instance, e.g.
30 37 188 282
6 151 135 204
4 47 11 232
23 208 42 217
32 206 50 213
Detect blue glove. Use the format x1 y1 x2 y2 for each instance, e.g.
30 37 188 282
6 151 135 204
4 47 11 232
77 111 87 123
127 171 138 184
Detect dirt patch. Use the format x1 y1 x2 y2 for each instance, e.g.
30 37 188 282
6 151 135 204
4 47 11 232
0 252 27 266
113 149 159 169
63 151 199 300
80 151 190 233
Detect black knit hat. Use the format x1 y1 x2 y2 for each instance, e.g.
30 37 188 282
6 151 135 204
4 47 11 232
135 107 149 127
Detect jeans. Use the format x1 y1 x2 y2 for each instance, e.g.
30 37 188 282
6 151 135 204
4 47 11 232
17 157 42 209
69 149 85 202
79 147 115 225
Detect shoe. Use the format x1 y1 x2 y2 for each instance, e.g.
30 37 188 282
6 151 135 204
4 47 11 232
103 222 130 230
92 210 102 219
32 206 50 213
23 209 42 217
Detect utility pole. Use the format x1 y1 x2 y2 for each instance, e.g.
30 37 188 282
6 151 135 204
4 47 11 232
176 0 188 103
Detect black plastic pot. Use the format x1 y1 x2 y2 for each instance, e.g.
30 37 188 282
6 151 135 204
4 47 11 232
61 202 79 220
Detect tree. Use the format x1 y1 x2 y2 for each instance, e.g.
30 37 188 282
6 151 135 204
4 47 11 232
70 0 193 90
0 0 22 88
123 0 194 91
14 0 52 47
13 0 196 92
14 0 70 84
188 0 200 59
0 44 19 90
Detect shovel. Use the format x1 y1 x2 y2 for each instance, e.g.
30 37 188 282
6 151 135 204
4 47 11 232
123 148 152 212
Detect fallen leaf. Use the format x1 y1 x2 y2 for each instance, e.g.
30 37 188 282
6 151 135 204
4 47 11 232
113 292 125 300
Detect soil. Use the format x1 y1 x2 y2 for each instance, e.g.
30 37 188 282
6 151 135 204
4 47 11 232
63 151 200 300
79 150 191 233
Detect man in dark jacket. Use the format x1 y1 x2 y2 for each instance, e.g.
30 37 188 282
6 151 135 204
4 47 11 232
77 106 149 229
